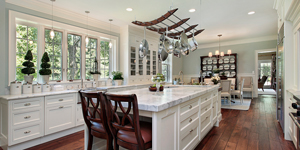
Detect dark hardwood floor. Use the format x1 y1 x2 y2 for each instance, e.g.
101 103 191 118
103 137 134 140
1 95 295 150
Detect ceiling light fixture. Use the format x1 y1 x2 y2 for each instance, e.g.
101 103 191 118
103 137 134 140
109 19 113 48
189 8 196 12
126 8 133 11
248 11 255 15
50 0 55 39
85 11 90 44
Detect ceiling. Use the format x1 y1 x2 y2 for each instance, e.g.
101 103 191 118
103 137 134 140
37 0 277 44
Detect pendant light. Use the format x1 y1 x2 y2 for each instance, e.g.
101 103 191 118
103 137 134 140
109 19 113 48
85 11 90 44
50 0 55 39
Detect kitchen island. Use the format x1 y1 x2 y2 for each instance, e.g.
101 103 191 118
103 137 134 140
88 85 222 150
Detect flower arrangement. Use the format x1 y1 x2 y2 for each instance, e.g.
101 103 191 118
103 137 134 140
211 76 220 85
151 73 165 83
111 71 123 80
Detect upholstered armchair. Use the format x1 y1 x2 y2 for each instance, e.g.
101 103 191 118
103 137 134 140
240 76 253 99
258 76 268 91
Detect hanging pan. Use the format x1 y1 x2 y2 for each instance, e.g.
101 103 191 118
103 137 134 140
173 41 181 58
189 30 198 52
139 27 149 58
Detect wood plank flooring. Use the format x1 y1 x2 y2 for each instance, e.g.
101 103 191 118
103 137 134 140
1 95 295 150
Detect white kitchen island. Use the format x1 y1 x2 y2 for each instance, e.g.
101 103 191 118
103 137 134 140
89 85 222 150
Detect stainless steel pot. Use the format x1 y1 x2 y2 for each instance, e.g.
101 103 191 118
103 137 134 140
180 31 189 47
139 27 149 58
189 31 198 52
173 41 181 58
158 44 168 61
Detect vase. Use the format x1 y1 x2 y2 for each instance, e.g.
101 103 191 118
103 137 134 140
41 75 50 84
24 75 34 84
173 81 178 85
114 80 123 86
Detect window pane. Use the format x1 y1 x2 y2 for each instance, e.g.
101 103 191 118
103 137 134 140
28 27 38 40
16 24 28 39
67 34 81 80
100 41 110 78
45 29 63 81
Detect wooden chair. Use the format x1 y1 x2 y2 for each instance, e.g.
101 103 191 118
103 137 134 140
240 76 254 99
231 79 245 104
104 93 152 150
221 80 232 106
258 76 268 91
78 90 113 150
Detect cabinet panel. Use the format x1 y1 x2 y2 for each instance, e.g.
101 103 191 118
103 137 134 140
45 93 75 106
152 51 157 75
179 117 199 150
13 110 41 126
12 97 43 111
130 46 137 76
76 104 84 126
45 104 75 135
11 123 43 145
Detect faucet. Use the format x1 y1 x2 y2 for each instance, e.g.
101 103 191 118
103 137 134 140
200 70 203 85
179 71 184 85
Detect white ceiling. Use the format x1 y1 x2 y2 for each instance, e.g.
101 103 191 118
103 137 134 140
37 0 278 44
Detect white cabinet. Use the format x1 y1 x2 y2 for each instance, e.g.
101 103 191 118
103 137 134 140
76 103 84 126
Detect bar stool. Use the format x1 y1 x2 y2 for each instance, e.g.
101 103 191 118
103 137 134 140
78 90 113 150
104 93 152 150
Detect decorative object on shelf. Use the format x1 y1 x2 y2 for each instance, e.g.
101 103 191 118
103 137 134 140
89 57 101 81
203 60 207 64
149 86 157 92
10 81 22 95
213 59 217 64
213 65 217 70
22 82 32 94
203 66 207 71
109 19 113 48
213 68 220 76
39 52 52 84
139 27 149 58
151 73 165 92
230 64 235 70
224 64 230 70
42 84 51 92
85 11 90 44
202 72 206 77
211 76 220 85
223 58 229 63
230 58 235 63
225 71 230 77
231 71 236 77
219 65 223 70
33 83 42 93
22 50 35 84
49 0 55 39
112 71 123 86
207 65 212 70
207 59 212 64
219 59 223 64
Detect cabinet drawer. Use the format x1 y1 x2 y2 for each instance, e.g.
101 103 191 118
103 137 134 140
200 121 212 140
180 98 199 115
201 99 211 115
212 92 217 98
180 118 199 150
213 95 218 102
180 111 199 129
45 103 75 135
201 108 211 130
11 124 42 145
12 97 43 111
200 92 212 102
13 110 41 126
45 94 75 106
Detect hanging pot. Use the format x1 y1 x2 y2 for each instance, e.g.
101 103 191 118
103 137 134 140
158 44 168 61
173 41 181 58
139 27 149 58
180 31 189 47
189 30 198 52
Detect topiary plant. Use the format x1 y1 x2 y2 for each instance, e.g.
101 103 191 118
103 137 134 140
39 52 52 75
112 71 123 80
21 50 35 75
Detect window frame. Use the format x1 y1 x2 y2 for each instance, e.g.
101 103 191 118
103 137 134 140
99 38 112 79
85 37 98 80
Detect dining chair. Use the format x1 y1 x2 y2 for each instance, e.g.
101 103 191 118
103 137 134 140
104 93 152 150
227 78 236 90
240 76 254 99
231 79 245 104
78 90 113 150
221 80 232 106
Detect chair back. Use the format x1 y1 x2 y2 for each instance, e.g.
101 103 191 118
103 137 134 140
240 76 253 88
190 77 199 84
103 93 144 148
78 90 110 132
221 80 232 93
261 76 268 83
239 79 245 93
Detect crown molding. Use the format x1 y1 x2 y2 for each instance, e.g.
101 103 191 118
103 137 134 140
5 0 120 33
197 35 277 49
286 0 300 25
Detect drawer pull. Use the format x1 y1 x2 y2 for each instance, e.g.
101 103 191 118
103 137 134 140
24 116 31 119
205 98 207 100
205 108 207 111
189 105 192 109
24 103 31 106
189 118 192 122
59 106 64 109
190 129 194 133
212 106 214 108
24 130 31 134
59 99 64 101
290 98 292 100
206 116 209 120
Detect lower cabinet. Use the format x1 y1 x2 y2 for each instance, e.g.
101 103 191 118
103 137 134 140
45 103 76 135
76 104 84 126
289 115 297 148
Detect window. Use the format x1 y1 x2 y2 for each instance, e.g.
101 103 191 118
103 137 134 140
162 54 171 82
45 29 63 80
67 34 82 80
16 24 38 81
100 41 110 78
259 62 272 85
85 38 97 79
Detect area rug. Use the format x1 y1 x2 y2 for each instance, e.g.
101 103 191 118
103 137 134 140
221 98 251 110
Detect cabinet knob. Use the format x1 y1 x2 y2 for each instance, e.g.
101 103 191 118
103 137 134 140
205 108 207 111
189 118 192 122
59 106 64 109
290 98 292 100
24 130 31 134
212 106 214 108
205 98 207 100
189 105 192 109
206 116 209 119
59 99 64 101
190 129 194 133
24 116 31 119
24 103 31 106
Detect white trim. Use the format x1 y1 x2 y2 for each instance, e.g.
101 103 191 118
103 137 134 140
197 35 277 49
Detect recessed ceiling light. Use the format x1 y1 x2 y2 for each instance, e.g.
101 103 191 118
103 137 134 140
126 8 133 11
248 11 255 15
189 9 196 13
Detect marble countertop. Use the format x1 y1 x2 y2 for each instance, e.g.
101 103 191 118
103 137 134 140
287 89 300 101
106 85 220 112
0 90 79 100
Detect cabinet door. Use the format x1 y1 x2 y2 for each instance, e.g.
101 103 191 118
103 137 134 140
152 50 157 75
45 104 75 135
76 104 84 126
130 46 137 76
212 101 217 124
146 50 151 76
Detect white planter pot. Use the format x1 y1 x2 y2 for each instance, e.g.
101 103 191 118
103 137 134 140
214 73 219 77
173 81 178 85
41 75 50 84
93 74 100 81
114 80 123 86
42 84 51 92
24 75 34 84
10 82 22 95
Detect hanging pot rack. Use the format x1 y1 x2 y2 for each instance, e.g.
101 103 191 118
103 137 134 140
132 8 205 40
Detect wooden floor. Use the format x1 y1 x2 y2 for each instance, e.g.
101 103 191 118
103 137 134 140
2 95 295 150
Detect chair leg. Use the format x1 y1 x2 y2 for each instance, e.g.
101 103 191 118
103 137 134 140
229 96 231 106
114 138 119 150
87 132 94 150
107 135 113 150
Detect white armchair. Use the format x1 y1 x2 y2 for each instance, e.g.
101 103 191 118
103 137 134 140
221 80 232 106
240 76 253 99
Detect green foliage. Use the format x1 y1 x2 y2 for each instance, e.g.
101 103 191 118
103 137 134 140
112 71 123 80
213 68 220 73
261 65 271 76
21 50 35 75
151 73 165 82
39 52 52 75
221 72 225 76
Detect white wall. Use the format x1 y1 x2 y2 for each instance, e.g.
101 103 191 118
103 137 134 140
0 0 7 95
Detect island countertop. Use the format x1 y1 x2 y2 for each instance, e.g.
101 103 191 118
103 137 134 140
106 85 220 112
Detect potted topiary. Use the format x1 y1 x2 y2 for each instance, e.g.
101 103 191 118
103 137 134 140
89 57 101 81
39 52 52 84
21 50 35 83
112 71 123 86
213 68 220 76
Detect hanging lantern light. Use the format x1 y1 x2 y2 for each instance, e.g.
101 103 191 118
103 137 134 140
85 11 90 44
50 0 55 39
109 19 113 48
